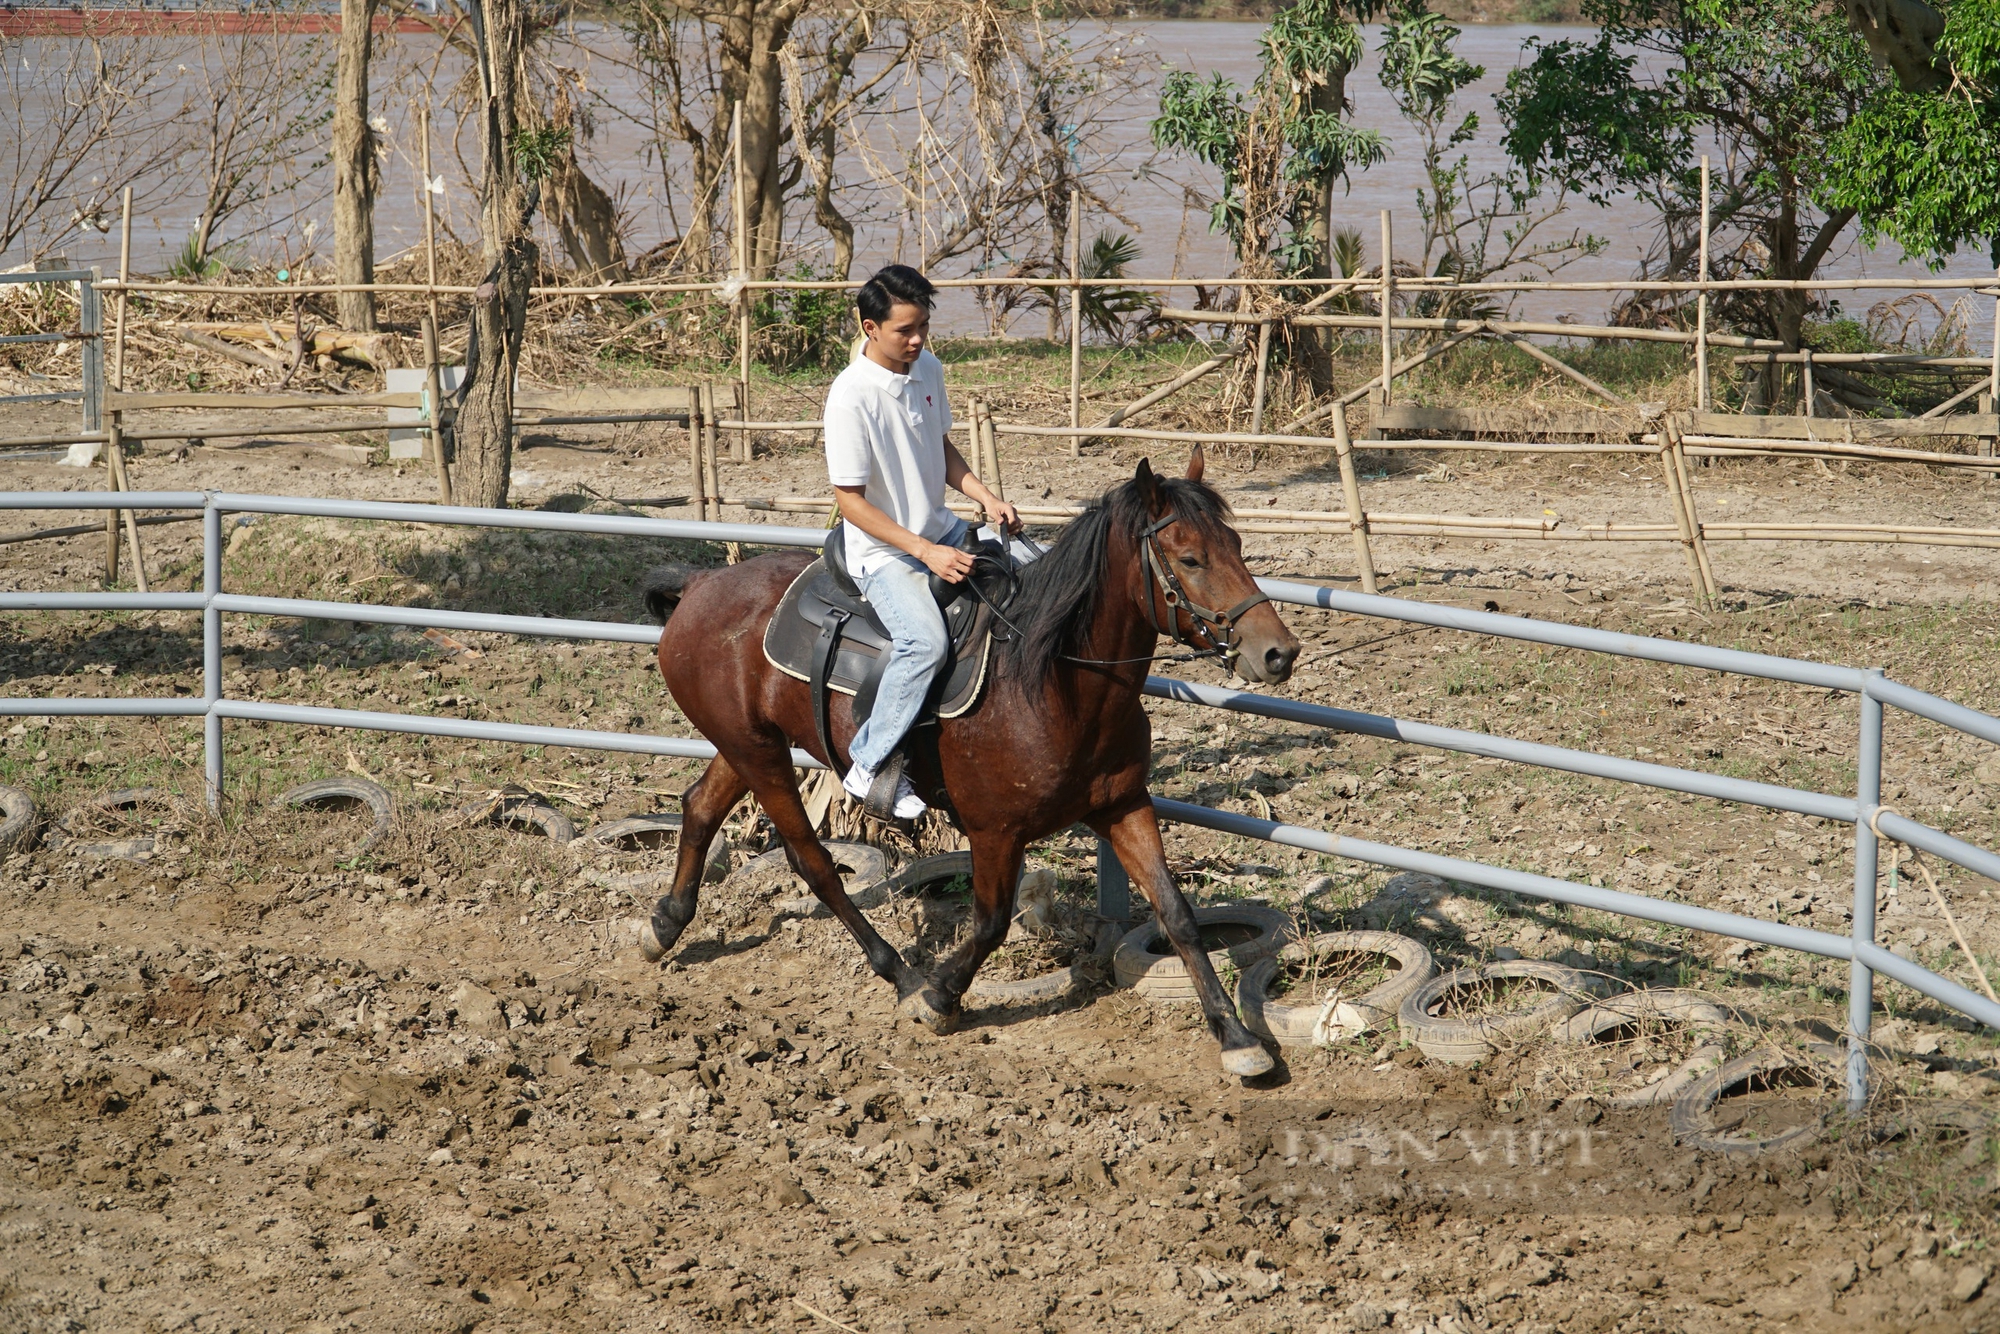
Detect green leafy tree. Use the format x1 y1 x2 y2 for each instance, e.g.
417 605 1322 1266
1377 5 1605 320
1823 0 2000 266
1500 0 1880 352
1149 0 1385 284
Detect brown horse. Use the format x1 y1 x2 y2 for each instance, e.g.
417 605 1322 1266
640 449 1300 1077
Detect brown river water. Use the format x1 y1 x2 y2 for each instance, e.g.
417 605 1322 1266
20 19 1997 341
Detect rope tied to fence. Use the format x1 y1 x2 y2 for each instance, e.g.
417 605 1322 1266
1865 805 1999 1002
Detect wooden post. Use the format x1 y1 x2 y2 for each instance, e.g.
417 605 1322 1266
1250 320 1273 438
112 185 131 392
105 416 148 593
1379 210 1395 409
732 101 752 465
420 104 440 357
1069 188 1083 457
421 313 452 506
1801 348 1815 416
1330 408 1378 595
1696 157 1712 412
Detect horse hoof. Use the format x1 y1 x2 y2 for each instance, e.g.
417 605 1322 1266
896 988 956 1034
638 917 671 964
1221 1043 1276 1078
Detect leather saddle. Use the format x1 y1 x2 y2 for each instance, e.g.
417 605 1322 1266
762 520 1015 780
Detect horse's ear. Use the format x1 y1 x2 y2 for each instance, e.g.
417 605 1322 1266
1185 445 1205 483
1134 457 1160 507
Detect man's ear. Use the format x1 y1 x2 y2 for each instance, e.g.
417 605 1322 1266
1185 444 1205 483
1134 457 1160 508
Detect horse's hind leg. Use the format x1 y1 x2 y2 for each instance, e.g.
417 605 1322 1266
1094 802 1275 1079
639 755 749 962
740 758 933 1005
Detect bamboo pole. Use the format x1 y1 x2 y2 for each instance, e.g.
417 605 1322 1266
112 185 131 392
1097 354 1233 431
420 104 440 354
1069 188 1083 457
1250 320 1273 437
1164 307 1787 349
1498 330 1627 405
421 312 452 506
1662 417 1719 601
1281 326 1488 432
983 403 1007 502
1697 157 1712 412
1801 348 1815 417
1379 211 1395 410
1331 407 1379 594
104 415 149 592
92 272 2000 299
731 100 752 465
1989 268 1998 477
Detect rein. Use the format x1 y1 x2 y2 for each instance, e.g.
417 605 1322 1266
967 511 1268 670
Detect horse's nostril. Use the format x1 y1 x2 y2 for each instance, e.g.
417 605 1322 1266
1265 644 1299 678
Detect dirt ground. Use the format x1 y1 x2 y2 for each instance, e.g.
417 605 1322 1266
8 402 2000 1332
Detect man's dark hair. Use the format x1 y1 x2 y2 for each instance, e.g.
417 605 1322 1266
856 264 936 325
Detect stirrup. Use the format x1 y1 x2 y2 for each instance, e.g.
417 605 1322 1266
863 750 911 823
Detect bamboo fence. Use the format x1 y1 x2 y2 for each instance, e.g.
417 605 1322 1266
18 182 2000 604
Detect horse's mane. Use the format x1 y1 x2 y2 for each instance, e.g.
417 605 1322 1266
1004 472 1234 688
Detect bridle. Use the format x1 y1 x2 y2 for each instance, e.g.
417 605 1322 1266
1137 512 1270 670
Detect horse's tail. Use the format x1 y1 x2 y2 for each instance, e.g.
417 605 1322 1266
639 563 696 623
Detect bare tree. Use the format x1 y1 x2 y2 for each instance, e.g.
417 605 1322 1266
0 33 189 263
333 0 381 329
177 23 335 273
452 0 538 508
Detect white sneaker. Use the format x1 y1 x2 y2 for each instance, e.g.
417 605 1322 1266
843 764 928 820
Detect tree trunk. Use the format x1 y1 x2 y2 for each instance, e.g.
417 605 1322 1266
1295 64 1346 399
551 155 629 282
454 0 538 509
332 0 379 331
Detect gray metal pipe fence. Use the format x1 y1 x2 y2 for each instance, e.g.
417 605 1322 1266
0 268 101 434
6 488 2000 1109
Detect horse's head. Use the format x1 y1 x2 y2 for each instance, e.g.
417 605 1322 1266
1132 448 1300 685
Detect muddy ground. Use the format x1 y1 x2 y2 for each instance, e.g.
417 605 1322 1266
8 408 2000 1331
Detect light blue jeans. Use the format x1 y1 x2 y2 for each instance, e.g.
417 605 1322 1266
849 516 968 774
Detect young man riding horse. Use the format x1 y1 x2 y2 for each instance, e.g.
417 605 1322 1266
643 269 1301 1080
822 264 1022 819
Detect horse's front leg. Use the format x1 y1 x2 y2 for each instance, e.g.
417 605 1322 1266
915 833 1029 1025
1093 799 1275 1079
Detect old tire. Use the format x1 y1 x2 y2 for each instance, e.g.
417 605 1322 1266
1669 1048 1825 1156
276 777 393 853
44 787 169 861
1398 959 1598 1064
589 813 732 882
0 785 38 854
967 964 1089 1005
1559 988 1731 1044
459 791 575 843
737 840 891 913
1113 903 1294 1003
1238 931 1437 1048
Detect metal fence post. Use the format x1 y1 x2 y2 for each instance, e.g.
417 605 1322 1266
203 501 223 811
1848 668 1885 1111
81 267 102 434
1096 837 1130 923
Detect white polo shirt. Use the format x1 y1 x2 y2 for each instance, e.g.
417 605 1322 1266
824 347 955 575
